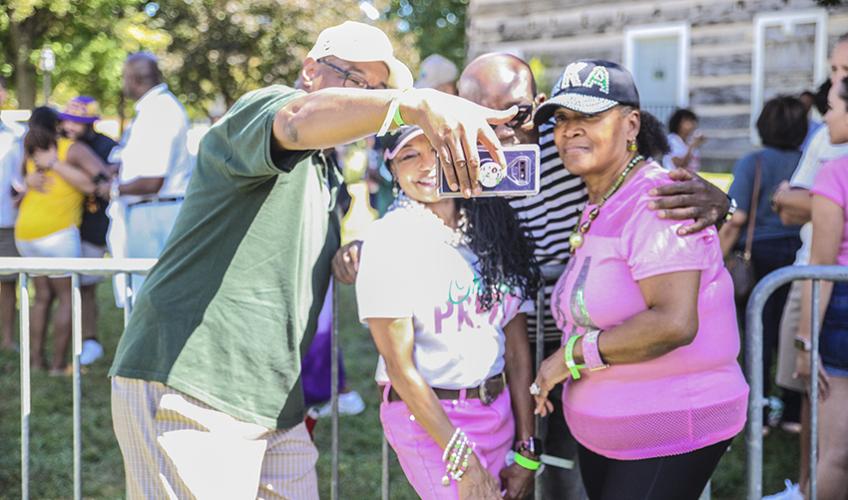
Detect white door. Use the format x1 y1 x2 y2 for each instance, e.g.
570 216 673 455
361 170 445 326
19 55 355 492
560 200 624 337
625 24 689 126
752 10 827 143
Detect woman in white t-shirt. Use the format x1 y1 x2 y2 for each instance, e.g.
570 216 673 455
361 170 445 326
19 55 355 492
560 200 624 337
356 126 540 500
663 108 705 171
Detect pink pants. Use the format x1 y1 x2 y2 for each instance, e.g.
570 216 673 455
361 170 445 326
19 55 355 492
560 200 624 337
379 384 515 500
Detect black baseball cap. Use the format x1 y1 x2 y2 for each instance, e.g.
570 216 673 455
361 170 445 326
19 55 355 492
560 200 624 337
533 59 640 126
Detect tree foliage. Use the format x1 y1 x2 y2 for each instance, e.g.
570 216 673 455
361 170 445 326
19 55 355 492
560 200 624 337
1 1 452 117
147 0 417 116
387 0 468 68
1 0 168 112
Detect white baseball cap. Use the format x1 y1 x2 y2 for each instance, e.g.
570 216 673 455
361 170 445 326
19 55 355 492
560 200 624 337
415 54 458 89
307 21 413 90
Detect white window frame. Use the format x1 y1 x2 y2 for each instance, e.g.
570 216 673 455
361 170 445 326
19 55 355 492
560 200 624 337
623 23 691 108
751 9 828 144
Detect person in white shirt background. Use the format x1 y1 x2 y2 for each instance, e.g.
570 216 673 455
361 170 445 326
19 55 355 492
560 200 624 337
0 76 24 352
108 52 194 301
663 108 705 172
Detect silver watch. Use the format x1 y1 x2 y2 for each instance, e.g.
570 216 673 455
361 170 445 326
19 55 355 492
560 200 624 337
725 197 738 223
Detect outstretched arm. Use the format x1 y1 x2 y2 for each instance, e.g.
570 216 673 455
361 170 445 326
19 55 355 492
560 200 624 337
275 88 516 197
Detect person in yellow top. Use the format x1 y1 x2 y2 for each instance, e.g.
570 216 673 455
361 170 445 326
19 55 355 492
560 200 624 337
17 134 86 241
16 107 108 374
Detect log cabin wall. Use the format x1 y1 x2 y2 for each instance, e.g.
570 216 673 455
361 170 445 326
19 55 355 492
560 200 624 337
468 0 848 170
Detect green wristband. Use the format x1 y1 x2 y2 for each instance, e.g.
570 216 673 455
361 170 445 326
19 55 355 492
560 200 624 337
564 334 585 380
393 105 405 127
513 451 541 471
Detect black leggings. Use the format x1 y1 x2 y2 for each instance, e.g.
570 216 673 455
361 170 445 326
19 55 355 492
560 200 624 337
578 439 732 500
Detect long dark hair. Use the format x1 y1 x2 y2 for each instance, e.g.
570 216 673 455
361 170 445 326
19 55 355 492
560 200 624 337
458 197 540 311
637 111 670 160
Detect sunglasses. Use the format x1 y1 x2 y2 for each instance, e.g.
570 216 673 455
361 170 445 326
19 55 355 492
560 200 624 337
492 104 535 131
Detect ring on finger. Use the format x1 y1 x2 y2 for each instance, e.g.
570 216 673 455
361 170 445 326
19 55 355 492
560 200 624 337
529 382 541 396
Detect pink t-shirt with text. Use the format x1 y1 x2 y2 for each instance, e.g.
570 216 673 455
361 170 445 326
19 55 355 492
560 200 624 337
811 156 848 266
551 162 748 460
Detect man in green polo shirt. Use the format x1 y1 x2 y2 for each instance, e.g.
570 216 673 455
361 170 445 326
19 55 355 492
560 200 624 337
109 21 516 499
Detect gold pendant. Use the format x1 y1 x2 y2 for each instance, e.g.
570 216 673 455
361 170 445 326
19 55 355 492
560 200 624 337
568 232 584 251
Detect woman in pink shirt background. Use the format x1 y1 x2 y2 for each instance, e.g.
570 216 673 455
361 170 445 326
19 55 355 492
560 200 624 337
529 60 748 499
795 75 848 499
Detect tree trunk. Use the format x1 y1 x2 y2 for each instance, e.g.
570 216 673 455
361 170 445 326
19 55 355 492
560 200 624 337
9 19 36 109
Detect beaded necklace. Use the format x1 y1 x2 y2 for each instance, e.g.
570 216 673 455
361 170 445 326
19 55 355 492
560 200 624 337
568 154 644 253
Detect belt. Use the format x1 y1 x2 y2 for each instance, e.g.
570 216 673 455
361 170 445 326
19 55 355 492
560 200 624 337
386 372 506 406
128 196 184 208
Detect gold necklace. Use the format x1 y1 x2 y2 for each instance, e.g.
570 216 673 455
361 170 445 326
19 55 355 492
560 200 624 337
568 154 644 253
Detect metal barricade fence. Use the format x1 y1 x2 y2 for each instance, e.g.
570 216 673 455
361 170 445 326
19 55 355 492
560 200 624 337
2 257 156 500
745 265 848 500
7 254 728 499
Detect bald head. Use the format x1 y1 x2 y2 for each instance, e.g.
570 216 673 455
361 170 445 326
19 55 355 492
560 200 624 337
458 53 537 106
123 52 163 100
458 53 541 145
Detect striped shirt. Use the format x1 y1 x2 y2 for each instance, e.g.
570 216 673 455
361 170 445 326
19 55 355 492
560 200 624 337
509 122 586 343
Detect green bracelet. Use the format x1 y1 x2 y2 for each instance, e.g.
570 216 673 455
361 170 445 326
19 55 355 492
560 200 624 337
564 334 586 380
513 451 541 471
392 105 405 127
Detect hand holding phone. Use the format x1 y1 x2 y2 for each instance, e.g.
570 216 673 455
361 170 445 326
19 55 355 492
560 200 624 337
439 145 540 198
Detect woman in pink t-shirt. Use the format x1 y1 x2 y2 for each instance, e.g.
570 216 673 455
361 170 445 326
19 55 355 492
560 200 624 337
529 60 749 499
795 76 848 499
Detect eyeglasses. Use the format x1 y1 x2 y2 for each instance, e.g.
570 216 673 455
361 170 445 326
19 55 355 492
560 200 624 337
318 59 386 90
492 104 535 131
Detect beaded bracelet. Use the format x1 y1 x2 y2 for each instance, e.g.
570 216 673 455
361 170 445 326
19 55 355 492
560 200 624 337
441 428 475 486
442 428 462 463
453 446 473 480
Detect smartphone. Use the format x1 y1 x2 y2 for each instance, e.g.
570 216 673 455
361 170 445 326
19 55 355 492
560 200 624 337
438 144 541 198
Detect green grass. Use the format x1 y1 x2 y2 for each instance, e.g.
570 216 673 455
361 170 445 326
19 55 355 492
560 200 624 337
0 282 799 499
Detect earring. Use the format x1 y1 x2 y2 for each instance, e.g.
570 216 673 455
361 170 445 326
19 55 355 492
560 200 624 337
628 140 638 152
392 179 400 197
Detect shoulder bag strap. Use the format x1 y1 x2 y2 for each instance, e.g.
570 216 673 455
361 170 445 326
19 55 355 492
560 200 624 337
744 155 762 261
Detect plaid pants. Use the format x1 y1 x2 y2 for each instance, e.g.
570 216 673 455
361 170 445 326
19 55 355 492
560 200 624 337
111 376 318 500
